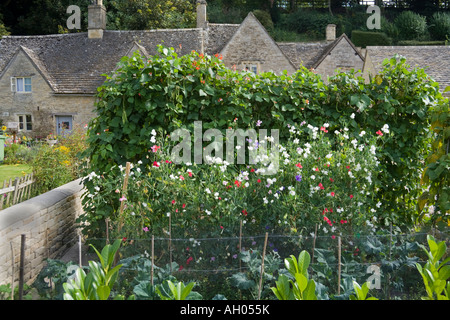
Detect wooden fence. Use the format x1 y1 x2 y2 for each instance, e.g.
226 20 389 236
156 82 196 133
0 173 35 210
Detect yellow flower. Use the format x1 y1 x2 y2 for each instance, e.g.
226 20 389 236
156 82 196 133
1 126 6 131
56 146 70 154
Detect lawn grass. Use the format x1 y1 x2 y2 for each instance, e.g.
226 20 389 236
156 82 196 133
0 164 32 183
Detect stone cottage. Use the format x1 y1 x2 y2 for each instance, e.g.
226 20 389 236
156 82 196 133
1 0 444 139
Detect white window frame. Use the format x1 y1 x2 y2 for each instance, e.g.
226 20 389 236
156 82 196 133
11 77 32 93
18 114 33 131
242 61 260 74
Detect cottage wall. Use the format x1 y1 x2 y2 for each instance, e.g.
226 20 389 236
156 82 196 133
0 50 95 139
315 37 364 79
220 14 296 75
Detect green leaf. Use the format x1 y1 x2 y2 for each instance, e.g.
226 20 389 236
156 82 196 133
97 285 111 300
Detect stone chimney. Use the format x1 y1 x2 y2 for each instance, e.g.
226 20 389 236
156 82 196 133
88 0 106 39
197 0 208 29
326 24 336 42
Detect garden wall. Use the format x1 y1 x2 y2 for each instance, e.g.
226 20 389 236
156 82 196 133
0 178 84 287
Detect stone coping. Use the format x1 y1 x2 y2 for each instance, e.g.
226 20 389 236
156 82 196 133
0 178 84 230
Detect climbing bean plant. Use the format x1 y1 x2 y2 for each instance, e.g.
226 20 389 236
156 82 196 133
79 45 446 239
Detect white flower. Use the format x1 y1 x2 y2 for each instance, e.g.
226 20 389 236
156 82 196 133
381 124 389 134
263 197 269 204
205 210 211 215
205 188 211 194
151 129 157 136
350 113 355 119
289 190 296 196
359 131 366 137
310 175 315 180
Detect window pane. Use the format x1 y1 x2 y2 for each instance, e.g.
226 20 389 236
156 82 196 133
24 78 32 92
16 78 24 92
26 115 32 130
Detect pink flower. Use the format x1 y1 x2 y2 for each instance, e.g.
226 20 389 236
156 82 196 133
151 145 160 152
330 192 335 197
180 175 185 180
171 200 176 205
331 235 336 239
119 196 127 202
318 183 324 190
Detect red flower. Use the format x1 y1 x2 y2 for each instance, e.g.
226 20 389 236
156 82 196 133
318 183 324 190
330 178 334 182
257 179 261 183
153 161 159 167
182 203 186 208
349 194 354 199
172 200 176 205
376 130 383 136
242 209 248 216
188 171 193 177
295 163 303 168
315 167 319 172
330 192 335 197
250 168 255 172
234 180 241 187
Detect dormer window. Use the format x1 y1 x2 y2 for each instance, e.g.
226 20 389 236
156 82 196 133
11 77 32 93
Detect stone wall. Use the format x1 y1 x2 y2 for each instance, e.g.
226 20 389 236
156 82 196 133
0 179 84 287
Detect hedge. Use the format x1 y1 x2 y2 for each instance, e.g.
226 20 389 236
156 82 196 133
351 30 392 47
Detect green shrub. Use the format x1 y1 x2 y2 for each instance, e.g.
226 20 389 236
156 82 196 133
428 12 450 41
31 144 75 194
351 30 392 47
279 9 339 40
394 11 428 40
397 40 446 46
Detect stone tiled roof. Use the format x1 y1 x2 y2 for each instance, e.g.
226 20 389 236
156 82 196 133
277 41 332 69
0 28 230 94
365 46 450 91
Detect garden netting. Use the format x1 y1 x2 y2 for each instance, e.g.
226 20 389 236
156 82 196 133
54 228 449 300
